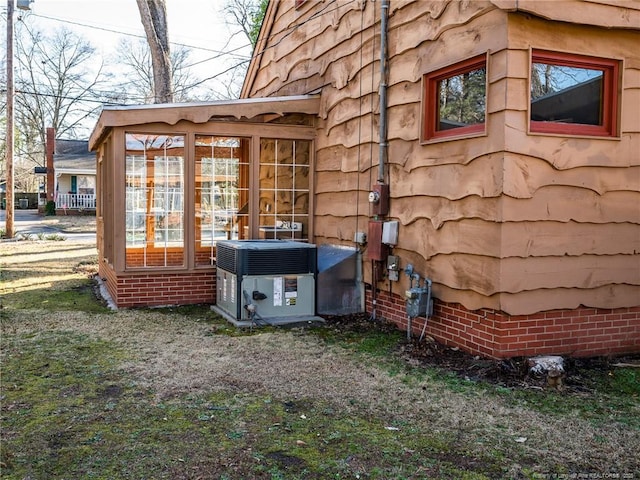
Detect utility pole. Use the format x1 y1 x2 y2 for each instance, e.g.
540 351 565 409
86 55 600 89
4 0 32 238
5 0 15 238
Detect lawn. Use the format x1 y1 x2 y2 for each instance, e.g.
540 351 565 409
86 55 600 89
1 235 638 479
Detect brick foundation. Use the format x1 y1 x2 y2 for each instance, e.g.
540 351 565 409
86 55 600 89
99 262 215 308
365 287 640 359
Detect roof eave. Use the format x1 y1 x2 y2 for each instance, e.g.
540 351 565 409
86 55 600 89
89 94 320 150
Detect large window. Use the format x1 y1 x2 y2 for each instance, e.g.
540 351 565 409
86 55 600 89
530 50 619 137
422 54 487 141
122 132 313 270
125 133 185 268
195 136 250 266
258 139 311 241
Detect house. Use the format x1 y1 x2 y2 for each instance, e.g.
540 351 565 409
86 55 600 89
44 128 97 213
90 0 639 359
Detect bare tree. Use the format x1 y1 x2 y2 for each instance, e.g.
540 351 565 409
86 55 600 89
114 38 199 103
136 0 173 103
209 0 266 99
10 24 106 191
223 0 268 49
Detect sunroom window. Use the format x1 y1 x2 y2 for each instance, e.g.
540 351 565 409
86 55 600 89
530 50 619 137
125 133 185 268
195 135 250 266
122 131 313 270
259 139 310 241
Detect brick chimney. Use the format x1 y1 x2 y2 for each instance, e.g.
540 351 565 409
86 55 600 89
46 128 55 202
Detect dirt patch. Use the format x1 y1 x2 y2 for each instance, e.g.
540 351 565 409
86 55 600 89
96 384 124 399
264 451 307 469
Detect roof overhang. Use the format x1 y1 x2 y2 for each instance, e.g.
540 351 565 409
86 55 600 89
55 168 95 176
89 95 320 150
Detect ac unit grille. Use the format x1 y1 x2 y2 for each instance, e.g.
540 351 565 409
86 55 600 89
216 240 316 276
216 245 239 274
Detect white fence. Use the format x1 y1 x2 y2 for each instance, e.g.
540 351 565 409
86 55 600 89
56 193 96 210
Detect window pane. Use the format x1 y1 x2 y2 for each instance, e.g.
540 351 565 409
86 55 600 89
125 133 185 268
195 136 249 266
437 66 486 131
153 156 184 248
530 63 603 125
259 139 310 241
125 154 146 247
294 165 310 190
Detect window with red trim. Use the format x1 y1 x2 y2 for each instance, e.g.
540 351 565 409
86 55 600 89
422 54 487 141
530 50 619 137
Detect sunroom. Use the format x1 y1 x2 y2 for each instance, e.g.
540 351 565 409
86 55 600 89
88 96 319 308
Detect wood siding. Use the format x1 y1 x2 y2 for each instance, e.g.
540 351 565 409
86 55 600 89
244 0 639 315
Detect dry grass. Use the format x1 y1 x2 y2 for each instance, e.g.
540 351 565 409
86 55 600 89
6 309 639 473
1 239 639 478
40 214 96 233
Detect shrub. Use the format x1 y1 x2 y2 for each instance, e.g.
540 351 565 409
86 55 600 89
45 200 56 216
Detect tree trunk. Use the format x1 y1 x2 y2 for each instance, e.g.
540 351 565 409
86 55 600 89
136 0 173 103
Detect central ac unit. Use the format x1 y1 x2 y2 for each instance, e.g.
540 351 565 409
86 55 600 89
212 240 322 326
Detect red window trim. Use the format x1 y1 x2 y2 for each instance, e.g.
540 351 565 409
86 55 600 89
422 54 487 142
530 49 619 137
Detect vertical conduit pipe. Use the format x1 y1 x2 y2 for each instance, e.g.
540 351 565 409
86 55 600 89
378 0 389 184
418 278 432 342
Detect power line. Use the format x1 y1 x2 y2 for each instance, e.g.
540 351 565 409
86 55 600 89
0 87 146 105
30 12 252 58
28 0 355 77
4 0 362 107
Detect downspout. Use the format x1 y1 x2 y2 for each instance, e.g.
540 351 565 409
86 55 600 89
378 0 390 184
369 0 390 321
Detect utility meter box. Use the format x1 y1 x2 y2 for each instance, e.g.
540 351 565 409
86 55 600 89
382 220 399 245
367 220 388 261
369 183 389 216
405 286 433 318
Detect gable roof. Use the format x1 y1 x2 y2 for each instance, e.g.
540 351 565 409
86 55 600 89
54 139 95 173
240 0 640 100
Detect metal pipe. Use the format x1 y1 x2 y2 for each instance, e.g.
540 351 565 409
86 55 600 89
378 0 389 184
356 249 365 312
418 278 432 342
370 259 377 320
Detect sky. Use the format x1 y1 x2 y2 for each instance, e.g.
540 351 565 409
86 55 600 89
17 0 253 98
28 0 249 52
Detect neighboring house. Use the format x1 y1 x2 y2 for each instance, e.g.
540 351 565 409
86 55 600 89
90 0 639 359
51 139 97 213
43 129 97 213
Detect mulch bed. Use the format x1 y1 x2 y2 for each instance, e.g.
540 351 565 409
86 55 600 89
322 313 640 393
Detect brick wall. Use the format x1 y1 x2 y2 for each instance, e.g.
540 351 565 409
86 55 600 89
195 249 215 266
99 261 119 305
99 262 215 308
365 287 640 358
